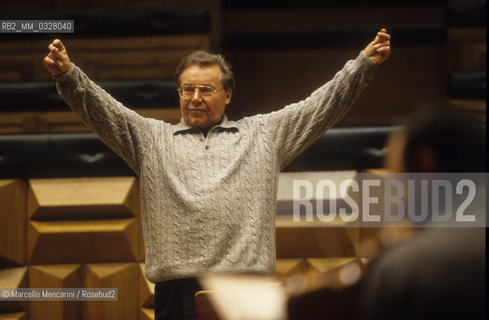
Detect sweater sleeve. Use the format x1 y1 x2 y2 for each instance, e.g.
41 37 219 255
258 51 378 170
54 64 155 174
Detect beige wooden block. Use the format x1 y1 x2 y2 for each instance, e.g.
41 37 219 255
0 311 28 319
274 259 308 277
138 264 154 308
140 307 155 320
28 219 138 264
28 177 139 220
0 267 28 313
28 265 82 320
306 258 358 274
84 263 138 320
0 180 26 267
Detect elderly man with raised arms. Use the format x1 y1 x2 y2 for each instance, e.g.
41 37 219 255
44 28 390 320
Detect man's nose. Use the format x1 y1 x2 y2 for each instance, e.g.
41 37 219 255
191 89 202 102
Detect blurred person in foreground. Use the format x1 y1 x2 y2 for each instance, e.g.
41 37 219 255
288 109 485 320
360 109 486 320
43 29 390 320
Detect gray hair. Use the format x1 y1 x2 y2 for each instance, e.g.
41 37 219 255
175 50 235 92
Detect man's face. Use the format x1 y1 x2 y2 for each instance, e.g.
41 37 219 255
179 65 232 129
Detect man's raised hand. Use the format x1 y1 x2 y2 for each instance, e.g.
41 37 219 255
43 39 72 76
364 28 391 65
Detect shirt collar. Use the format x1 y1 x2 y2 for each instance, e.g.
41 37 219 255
172 114 239 135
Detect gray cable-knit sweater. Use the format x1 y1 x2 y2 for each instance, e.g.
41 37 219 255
54 51 377 283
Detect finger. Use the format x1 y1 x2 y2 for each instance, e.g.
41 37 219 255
50 47 65 60
47 51 58 61
48 44 61 55
55 60 65 69
377 28 388 38
53 39 66 51
374 40 390 49
377 32 391 41
376 46 391 56
376 47 391 53
43 56 55 66
372 34 390 46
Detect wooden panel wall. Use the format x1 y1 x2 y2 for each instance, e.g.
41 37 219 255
0 35 209 82
0 177 154 319
447 24 486 121
0 180 26 267
222 3 451 125
225 46 447 125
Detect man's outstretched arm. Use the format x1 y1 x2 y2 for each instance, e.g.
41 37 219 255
259 28 391 170
43 39 154 174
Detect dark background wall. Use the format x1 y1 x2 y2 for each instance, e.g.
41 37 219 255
221 1 448 124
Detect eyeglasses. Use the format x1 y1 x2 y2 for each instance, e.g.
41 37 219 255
178 84 224 99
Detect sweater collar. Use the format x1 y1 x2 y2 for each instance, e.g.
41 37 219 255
172 114 239 135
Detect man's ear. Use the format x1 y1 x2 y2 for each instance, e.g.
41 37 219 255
225 89 232 105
